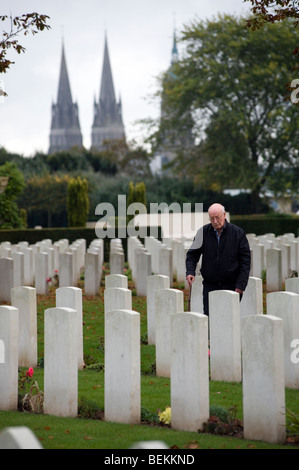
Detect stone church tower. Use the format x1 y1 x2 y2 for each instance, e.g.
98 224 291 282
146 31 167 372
48 43 83 154
91 35 125 150
158 30 194 166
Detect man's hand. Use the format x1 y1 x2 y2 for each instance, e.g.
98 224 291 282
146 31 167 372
235 288 243 294
186 275 195 286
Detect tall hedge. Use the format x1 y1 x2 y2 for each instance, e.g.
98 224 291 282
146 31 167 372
231 215 299 237
67 177 90 227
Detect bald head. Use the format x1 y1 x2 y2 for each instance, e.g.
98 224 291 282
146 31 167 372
208 203 226 232
209 203 225 214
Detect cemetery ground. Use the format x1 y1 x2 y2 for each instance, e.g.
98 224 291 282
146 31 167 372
0 265 298 450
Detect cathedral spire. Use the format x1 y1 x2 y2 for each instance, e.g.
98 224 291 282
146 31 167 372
171 29 178 65
99 34 117 106
48 41 83 154
57 41 73 107
91 34 125 151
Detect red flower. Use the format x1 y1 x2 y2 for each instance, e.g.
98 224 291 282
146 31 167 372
26 367 34 378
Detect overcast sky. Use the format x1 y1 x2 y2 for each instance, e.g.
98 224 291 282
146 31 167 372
0 0 250 156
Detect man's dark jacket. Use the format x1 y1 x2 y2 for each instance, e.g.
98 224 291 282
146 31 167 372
186 221 251 291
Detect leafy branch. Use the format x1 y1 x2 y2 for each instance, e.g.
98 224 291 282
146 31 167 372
0 12 50 74
244 0 299 29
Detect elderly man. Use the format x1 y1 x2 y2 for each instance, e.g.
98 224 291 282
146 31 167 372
186 203 251 316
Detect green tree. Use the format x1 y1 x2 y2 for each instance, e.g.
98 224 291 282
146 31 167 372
47 149 90 173
127 181 147 223
19 174 69 227
157 15 299 211
127 181 147 207
67 176 90 227
119 146 152 178
0 161 25 228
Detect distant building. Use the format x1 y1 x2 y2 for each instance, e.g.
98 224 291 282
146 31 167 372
48 43 83 154
91 34 125 151
151 30 194 174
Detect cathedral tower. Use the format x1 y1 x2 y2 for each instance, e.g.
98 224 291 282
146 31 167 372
158 30 194 166
91 35 125 150
48 43 83 154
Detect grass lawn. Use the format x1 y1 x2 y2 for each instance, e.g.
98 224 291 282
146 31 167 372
0 265 298 450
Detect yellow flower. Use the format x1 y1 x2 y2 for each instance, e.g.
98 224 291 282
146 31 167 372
158 406 171 424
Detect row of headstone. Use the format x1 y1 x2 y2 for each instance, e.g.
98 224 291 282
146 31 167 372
247 232 299 287
127 237 152 295
145 231 298 290
129 236 173 288
190 273 299 317
102 291 292 444
0 285 84 416
145 236 191 284
102 294 210 431
0 274 296 444
0 238 104 300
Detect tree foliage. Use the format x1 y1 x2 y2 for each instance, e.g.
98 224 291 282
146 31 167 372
0 12 50 74
67 177 90 227
158 15 299 211
0 161 25 228
244 0 299 29
19 174 69 228
127 181 147 208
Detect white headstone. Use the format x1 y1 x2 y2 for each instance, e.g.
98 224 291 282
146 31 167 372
34 252 49 295
104 287 132 319
0 306 19 410
159 247 173 286
285 277 299 294
190 275 203 313
130 441 168 449
105 274 128 289
252 244 264 278
155 288 184 377
146 275 170 345
209 290 241 382
171 312 209 432
267 291 299 389
12 251 24 288
44 307 78 417
105 309 140 424
240 276 263 318
56 287 84 370
0 426 43 449
242 315 285 444
11 286 37 367
0 258 13 302
84 252 101 296
266 248 282 291
136 251 152 296
59 252 74 287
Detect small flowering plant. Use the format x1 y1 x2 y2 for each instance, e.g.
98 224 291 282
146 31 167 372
19 367 34 392
46 269 59 287
18 367 44 413
158 406 171 425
